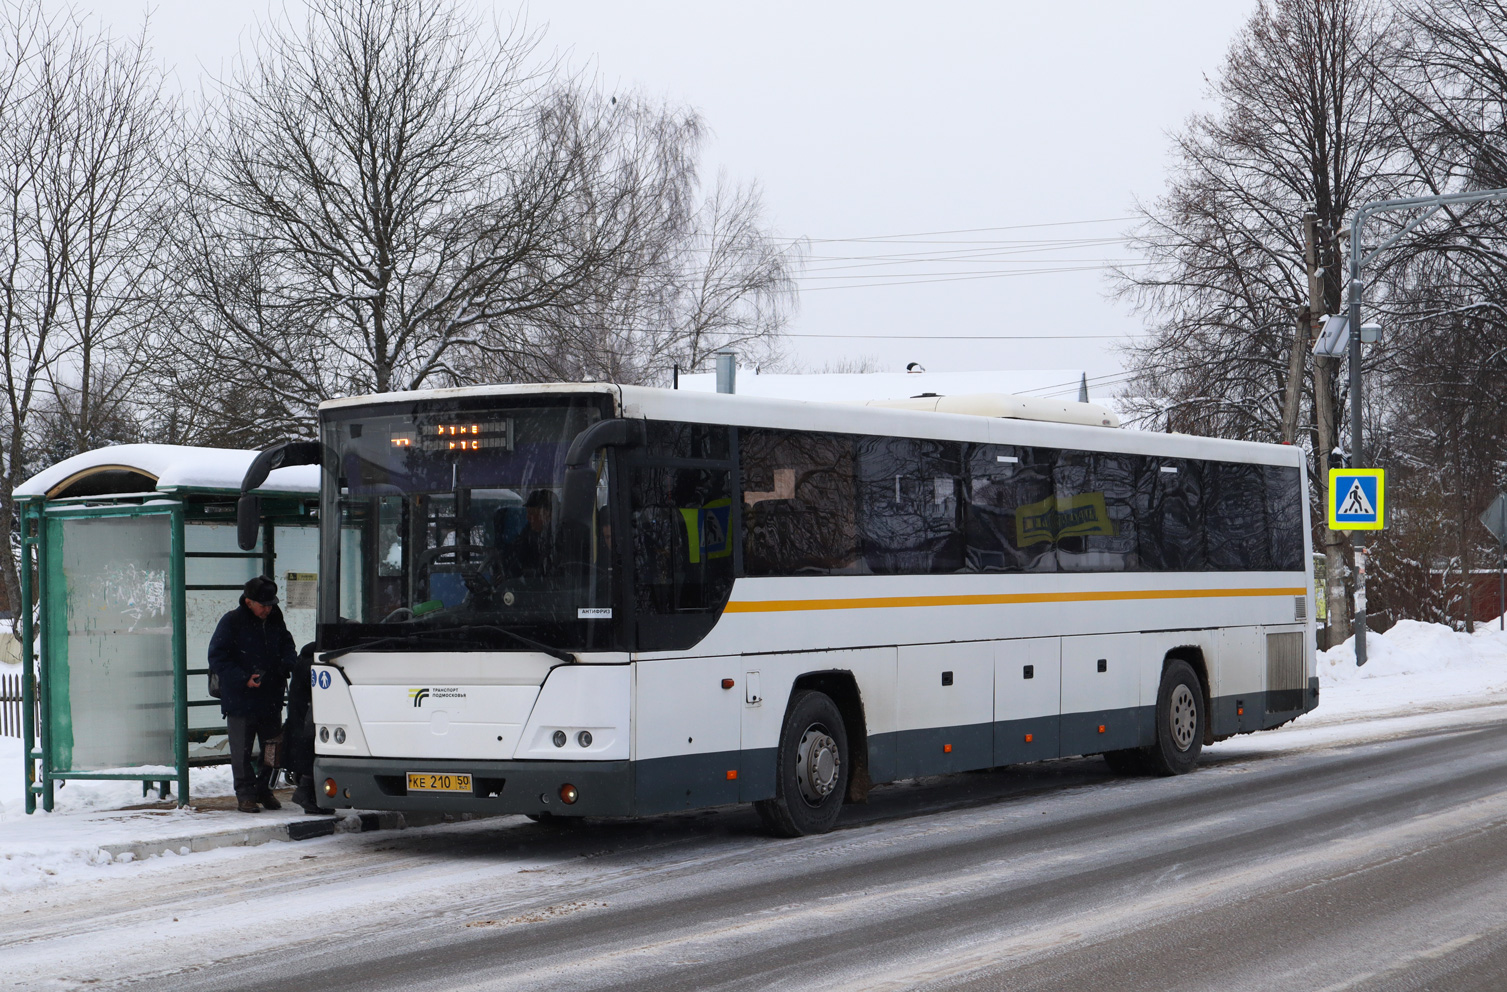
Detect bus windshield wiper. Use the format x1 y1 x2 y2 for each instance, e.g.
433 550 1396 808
320 633 419 662
425 623 576 663
319 624 575 664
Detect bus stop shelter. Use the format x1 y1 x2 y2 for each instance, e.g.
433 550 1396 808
16 444 319 812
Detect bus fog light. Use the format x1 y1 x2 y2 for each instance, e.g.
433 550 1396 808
552 730 567 747
323 778 337 797
559 784 578 805
319 726 329 743
333 727 346 744
577 730 592 747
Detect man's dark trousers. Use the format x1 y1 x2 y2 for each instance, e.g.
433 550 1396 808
228 711 281 801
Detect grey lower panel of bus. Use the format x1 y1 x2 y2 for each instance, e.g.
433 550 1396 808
316 680 1319 818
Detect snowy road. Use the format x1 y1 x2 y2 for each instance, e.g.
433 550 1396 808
9 704 1507 991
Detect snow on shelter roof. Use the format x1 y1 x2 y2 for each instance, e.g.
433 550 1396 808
14 443 320 500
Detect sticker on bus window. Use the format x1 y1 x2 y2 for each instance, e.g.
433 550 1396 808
578 608 612 619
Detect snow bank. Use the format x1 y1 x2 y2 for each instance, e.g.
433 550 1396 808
1313 618 1507 721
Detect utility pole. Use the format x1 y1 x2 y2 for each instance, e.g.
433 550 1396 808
1278 209 1315 445
1307 209 1349 644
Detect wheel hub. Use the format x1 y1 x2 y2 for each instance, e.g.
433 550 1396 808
795 726 840 806
1169 683 1197 751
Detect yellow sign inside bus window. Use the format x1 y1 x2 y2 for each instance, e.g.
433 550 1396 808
1016 493 1114 546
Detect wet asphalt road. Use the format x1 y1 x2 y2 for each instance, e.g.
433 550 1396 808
10 713 1507 991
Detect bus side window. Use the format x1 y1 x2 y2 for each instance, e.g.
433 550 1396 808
1055 452 1138 573
630 465 734 615
964 445 1055 573
1137 458 1206 570
1205 461 1270 570
1265 465 1304 570
856 436 964 574
740 430 863 576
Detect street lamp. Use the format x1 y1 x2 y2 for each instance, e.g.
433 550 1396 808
1344 186 1507 665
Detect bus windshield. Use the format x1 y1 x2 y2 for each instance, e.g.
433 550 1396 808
320 396 615 651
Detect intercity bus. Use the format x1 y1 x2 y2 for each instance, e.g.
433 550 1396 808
242 383 1316 836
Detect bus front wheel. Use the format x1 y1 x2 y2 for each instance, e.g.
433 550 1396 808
1149 660 1205 776
755 690 850 837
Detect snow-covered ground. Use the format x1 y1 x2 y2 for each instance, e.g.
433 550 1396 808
3 618 1507 897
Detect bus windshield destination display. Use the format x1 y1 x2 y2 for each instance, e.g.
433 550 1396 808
389 421 512 452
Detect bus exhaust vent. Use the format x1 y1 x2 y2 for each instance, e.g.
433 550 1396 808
1266 631 1305 713
1294 596 1307 622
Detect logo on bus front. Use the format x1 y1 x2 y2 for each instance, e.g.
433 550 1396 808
408 687 465 707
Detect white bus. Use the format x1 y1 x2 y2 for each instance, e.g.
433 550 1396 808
248 383 1315 836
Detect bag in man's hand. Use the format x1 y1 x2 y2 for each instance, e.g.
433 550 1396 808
208 671 221 699
262 734 283 769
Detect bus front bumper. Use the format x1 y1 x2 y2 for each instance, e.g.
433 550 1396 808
314 756 634 817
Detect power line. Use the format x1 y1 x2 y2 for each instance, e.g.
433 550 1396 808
800 260 1139 280
781 332 1131 340
808 216 1136 244
798 261 1151 292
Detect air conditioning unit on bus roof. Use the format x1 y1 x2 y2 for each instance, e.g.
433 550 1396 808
862 392 1120 428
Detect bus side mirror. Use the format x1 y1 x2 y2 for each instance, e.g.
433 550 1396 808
561 465 598 524
237 495 261 551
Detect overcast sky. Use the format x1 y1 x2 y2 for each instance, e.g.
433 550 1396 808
78 0 1256 401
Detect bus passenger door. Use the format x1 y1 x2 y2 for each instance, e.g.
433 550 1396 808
993 637 1061 764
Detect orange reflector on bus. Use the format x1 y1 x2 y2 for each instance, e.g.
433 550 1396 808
726 770 738 780
722 678 735 689
323 778 337 798
1237 706 1244 716
1024 733 1033 743
943 744 952 753
559 784 578 805
1098 725 1106 734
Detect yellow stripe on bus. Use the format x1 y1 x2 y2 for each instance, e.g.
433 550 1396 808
722 587 1308 614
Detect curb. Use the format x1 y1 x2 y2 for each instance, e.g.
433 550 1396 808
98 809 489 863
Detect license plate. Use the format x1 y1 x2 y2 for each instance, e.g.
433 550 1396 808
406 772 473 793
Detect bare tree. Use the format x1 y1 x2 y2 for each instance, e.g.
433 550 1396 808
171 0 797 435
1114 0 1414 636
0 1 172 613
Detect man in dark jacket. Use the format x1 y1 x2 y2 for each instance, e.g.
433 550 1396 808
209 576 296 813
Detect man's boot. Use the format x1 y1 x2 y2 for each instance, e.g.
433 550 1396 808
291 775 323 815
237 798 261 814
256 788 283 810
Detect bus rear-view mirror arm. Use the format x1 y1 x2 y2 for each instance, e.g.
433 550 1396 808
237 440 324 551
561 418 644 523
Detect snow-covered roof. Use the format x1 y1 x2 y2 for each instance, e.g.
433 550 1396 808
14 443 319 500
674 369 1088 403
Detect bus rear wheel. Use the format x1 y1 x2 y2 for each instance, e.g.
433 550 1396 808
755 690 850 837
1149 660 1205 776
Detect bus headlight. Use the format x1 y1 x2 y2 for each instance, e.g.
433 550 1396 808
319 726 329 743
552 730 567 748
577 731 592 748
333 727 346 744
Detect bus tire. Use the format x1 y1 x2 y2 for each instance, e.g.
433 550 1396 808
1149 660 1205 776
755 690 849 837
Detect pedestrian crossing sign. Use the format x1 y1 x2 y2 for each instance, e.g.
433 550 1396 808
1327 468 1385 530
